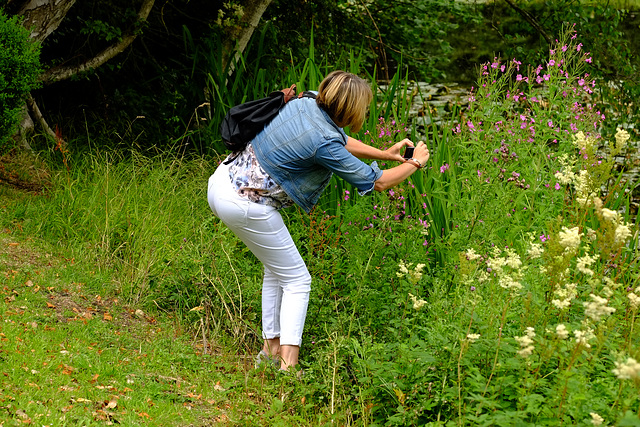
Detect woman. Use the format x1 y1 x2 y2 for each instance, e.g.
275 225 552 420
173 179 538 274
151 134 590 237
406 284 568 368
207 71 430 372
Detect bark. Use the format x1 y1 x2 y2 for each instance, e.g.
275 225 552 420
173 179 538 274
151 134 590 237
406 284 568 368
15 0 78 42
221 0 273 71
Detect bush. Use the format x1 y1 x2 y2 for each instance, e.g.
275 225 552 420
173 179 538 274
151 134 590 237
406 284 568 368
0 10 41 153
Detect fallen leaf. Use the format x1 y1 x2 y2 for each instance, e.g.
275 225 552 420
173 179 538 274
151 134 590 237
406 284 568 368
90 374 99 383
25 280 33 287
76 398 91 403
103 312 113 321
189 306 204 312
8 242 19 247
46 302 56 309
134 309 144 318
106 399 117 409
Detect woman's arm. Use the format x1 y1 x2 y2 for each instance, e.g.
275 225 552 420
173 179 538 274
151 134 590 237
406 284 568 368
345 136 412 162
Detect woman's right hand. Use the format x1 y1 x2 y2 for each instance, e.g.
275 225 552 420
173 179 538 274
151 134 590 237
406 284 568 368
410 140 430 166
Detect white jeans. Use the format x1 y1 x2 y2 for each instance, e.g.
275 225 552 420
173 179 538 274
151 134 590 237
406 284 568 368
207 162 311 346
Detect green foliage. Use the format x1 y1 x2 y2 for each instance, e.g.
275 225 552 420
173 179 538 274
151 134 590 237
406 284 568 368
2 15 640 427
0 10 41 153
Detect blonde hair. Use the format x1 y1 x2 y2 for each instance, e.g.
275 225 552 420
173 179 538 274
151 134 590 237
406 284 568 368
316 71 372 132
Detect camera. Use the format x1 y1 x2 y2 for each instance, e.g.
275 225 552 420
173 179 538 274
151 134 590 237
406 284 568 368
402 146 415 159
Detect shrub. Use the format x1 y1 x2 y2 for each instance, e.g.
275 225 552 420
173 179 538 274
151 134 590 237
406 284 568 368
0 10 41 153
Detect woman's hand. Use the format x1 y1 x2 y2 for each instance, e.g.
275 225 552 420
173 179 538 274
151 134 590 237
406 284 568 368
385 138 414 162
410 140 430 166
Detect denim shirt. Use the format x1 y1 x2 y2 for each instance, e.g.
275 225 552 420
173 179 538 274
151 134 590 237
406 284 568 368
251 96 383 213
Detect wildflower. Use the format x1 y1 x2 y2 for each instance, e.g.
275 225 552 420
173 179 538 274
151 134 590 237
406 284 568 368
614 223 632 245
552 283 578 310
440 163 450 173
466 333 480 342
573 327 594 348
615 128 630 147
396 261 409 278
504 249 522 268
590 413 604 426
583 294 616 322
613 357 640 380
600 208 618 223
499 275 523 292
558 226 582 252
409 293 427 310
576 253 598 276
556 324 569 340
527 242 543 259
465 248 481 260
627 293 640 310
515 327 535 357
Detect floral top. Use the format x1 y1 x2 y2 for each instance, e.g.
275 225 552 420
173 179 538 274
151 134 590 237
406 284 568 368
227 144 295 210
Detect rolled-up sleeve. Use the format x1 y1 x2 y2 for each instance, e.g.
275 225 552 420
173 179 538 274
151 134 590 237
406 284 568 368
315 140 383 196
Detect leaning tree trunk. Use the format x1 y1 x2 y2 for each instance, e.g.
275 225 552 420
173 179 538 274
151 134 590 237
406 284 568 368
221 0 273 72
12 0 78 42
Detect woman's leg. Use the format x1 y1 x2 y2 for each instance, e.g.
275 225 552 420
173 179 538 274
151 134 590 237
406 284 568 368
208 164 311 369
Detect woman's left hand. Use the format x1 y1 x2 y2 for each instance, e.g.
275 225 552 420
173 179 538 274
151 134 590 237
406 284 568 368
386 138 414 162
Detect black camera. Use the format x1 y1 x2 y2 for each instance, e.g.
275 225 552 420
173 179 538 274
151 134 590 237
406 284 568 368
403 146 415 159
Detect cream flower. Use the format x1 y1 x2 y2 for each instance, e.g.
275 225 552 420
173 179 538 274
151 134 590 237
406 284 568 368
600 208 618 223
613 357 640 380
466 333 481 342
558 226 582 251
527 242 544 259
590 412 604 426
614 223 632 245
555 324 569 340
465 248 481 260
628 293 640 310
408 293 427 310
573 327 595 348
576 253 598 276
615 127 630 148
514 327 536 357
583 294 616 322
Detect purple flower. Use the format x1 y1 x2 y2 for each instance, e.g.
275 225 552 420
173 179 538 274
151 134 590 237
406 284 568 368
554 182 561 190
440 163 450 173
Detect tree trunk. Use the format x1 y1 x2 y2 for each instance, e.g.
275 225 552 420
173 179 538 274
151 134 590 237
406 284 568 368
221 0 273 71
13 0 78 42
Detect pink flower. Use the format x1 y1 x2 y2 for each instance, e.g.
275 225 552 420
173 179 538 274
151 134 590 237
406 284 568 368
549 60 556 66
577 43 583 51
554 182 561 190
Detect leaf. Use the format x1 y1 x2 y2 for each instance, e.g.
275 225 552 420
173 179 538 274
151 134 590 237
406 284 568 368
103 312 113 321
46 302 56 308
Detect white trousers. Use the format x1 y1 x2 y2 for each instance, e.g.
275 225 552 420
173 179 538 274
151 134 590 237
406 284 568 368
207 162 311 346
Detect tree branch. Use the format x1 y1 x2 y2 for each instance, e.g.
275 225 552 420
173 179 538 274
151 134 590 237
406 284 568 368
25 93 57 141
502 0 553 46
39 0 155 84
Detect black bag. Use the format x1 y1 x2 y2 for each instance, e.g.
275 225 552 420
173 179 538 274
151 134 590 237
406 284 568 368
220 85 316 163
